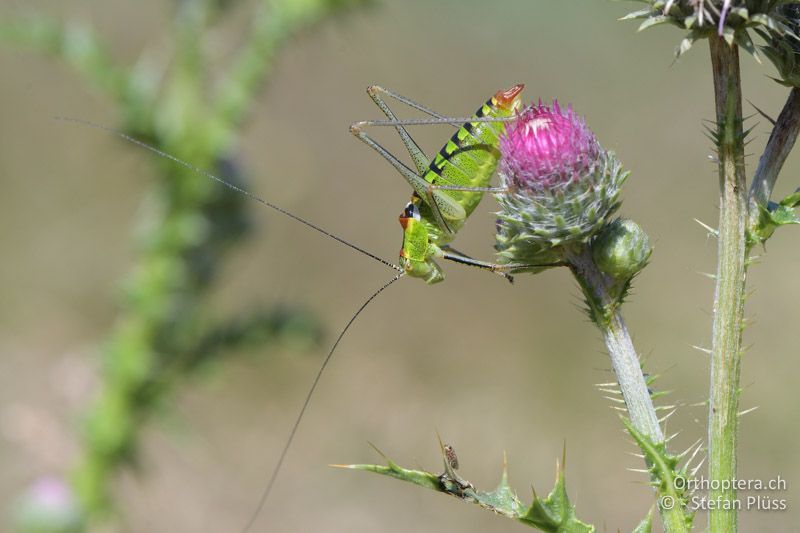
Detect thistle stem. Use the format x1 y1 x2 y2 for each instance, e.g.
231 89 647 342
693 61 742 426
569 249 662 441
568 249 687 533
748 87 800 224
708 36 749 533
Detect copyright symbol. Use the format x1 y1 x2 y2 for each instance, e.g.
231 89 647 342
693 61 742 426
673 475 686 490
660 495 675 510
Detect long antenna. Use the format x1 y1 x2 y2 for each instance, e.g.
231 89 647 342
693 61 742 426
55 116 402 273
242 272 404 532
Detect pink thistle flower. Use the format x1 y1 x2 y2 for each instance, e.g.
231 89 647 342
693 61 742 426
499 101 600 192
495 100 629 265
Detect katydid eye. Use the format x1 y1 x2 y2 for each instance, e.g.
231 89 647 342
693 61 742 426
403 202 420 220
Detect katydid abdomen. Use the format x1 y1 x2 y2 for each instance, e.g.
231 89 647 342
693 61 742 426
421 85 524 233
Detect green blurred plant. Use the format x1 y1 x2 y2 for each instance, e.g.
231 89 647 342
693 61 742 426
2 0 367 530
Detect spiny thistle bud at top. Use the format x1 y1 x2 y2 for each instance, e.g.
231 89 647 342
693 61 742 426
623 1 794 58
495 101 628 267
591 218 652 280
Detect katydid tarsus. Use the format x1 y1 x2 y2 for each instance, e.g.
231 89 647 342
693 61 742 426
59 84 557 531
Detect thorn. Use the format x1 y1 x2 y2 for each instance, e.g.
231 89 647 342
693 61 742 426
655 403 678 412
627 467 651 474
680 439 704 461
747 99 777 125
696 271 717 280
738 405 759 417
651 388 674 400
694 218 719 236
666 429 682 442
611 405 628 413
604 395 627 404
686 444 703 467
660 409 679 425
627 451 646 459
597 387 622 395
367 441 389 460
690 455 707 478
595 381 619 387
692 345 712 355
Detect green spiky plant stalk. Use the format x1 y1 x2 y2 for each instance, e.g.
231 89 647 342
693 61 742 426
2 1 367 530
568 245 692 533
707 34 749 533
624 3 800 532
493 102 691 532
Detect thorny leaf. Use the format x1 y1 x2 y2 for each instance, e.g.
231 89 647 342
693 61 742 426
336 440 595 533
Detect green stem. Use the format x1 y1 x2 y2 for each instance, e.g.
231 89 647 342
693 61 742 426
570 249 661 441
568 249 688 533
708 35 749 533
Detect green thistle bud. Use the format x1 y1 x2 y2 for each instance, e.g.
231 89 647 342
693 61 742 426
495 101 628 267
592 218 652 280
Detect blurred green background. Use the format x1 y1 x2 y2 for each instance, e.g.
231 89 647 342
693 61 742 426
1 0 799 531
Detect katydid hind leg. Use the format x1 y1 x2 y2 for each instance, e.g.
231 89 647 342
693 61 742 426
349 122 495 237
366 85 431 174
349 123 450 211
367 85 449 121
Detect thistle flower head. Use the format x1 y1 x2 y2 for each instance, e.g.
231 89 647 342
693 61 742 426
499 101 600 191
495 101 628 267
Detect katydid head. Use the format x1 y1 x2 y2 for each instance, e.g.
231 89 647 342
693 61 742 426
398 201 445 284
493 84 525 113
